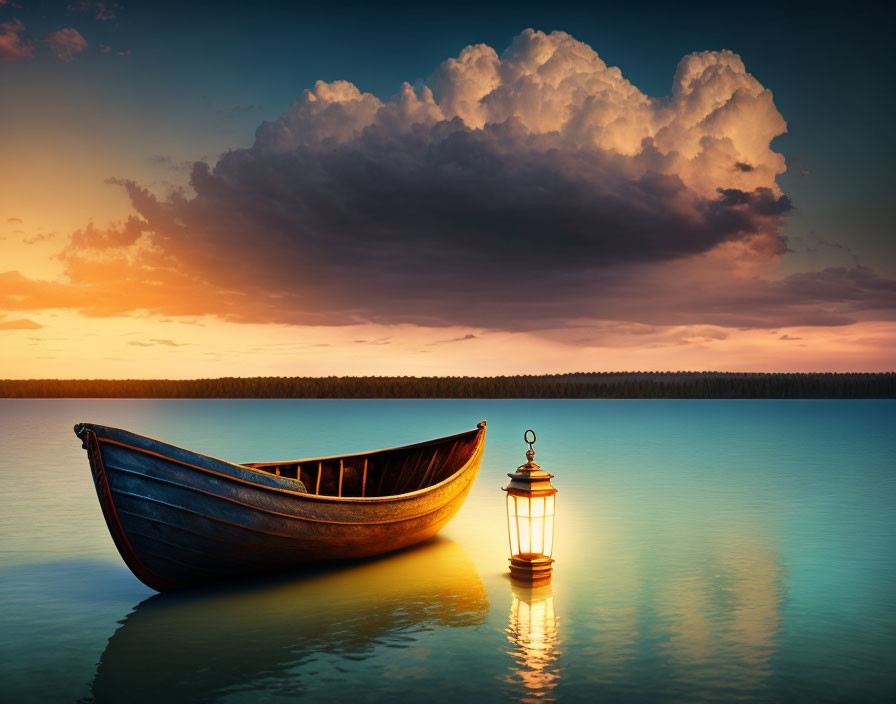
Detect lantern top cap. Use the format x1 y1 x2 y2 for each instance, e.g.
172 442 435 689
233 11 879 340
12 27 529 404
502 428 557 495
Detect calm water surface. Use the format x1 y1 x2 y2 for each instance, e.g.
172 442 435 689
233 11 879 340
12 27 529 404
1 400 894 703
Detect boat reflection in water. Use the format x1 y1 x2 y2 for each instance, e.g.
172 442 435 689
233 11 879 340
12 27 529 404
90 537 487 703
506 582 561 702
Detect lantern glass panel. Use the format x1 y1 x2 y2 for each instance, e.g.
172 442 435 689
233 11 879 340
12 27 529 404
507 493 556 558
506 494 520 556
543 495 555 558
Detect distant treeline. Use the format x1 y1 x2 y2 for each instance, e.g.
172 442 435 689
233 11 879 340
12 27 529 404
1 373 894 398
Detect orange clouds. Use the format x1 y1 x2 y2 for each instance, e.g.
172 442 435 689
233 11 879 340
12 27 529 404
0 316 41 330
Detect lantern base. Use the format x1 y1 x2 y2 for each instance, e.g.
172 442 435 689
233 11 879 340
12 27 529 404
509 554 554 585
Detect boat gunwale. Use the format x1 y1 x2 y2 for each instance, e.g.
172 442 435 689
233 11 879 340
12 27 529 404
88 422 486 504
245 424 484 468
104 458 481 526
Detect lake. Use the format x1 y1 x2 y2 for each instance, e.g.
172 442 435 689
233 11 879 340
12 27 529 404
1 399 894 703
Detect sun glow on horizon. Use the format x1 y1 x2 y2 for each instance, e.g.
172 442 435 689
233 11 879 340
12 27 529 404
1 310 893 378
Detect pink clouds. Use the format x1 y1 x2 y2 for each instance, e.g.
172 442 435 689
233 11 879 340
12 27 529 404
98 43 129 55
0 18 32 61
0 19 93 62
43 27 87 61
67 2 121 21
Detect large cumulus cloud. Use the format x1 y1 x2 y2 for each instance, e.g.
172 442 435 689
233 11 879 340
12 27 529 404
4 29 895 330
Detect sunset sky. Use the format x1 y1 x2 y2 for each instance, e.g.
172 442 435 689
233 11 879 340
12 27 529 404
2 1 894 378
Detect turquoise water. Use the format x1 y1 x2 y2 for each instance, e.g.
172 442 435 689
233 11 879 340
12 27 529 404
0 399 894 703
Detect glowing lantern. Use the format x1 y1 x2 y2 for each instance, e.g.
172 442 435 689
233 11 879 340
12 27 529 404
504 429 557 584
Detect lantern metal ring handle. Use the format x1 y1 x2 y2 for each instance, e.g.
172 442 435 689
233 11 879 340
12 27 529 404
505 427 556 584
524 429 536 448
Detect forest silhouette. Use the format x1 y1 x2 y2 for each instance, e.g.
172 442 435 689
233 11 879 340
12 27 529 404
1 373 892 398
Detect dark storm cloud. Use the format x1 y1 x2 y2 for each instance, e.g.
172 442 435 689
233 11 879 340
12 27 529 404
176 123 789 279
92 135 792 329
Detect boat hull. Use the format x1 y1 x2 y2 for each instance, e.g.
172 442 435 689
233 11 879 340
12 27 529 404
76 422 486 591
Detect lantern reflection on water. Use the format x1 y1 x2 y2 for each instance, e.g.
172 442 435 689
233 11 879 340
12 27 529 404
506 582 560 702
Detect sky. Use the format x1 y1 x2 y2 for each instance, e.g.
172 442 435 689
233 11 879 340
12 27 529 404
1 0 894 378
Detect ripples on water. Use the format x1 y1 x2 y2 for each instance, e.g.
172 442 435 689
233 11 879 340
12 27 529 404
1 399 894 702
506 583 561 703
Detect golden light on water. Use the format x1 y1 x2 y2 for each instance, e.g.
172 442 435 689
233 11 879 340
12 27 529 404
506 583 561 702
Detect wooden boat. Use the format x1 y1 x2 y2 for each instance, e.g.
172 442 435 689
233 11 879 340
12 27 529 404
73 420 486 591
